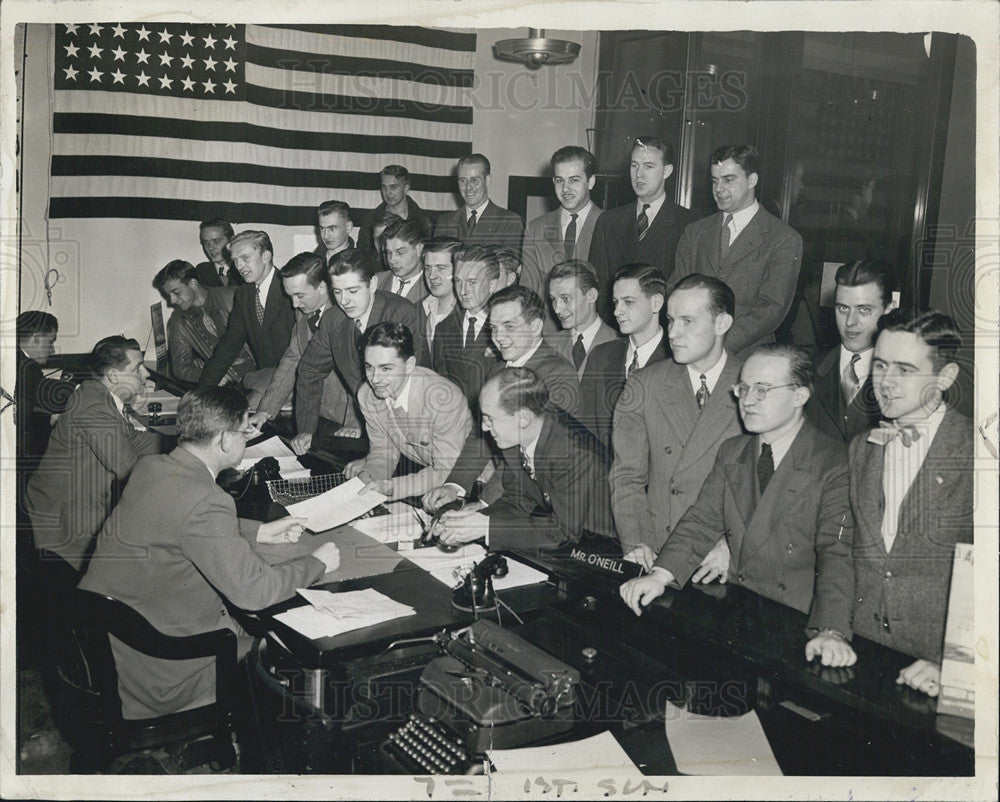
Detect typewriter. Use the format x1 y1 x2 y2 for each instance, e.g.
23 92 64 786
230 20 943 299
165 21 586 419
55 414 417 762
380 618 580 774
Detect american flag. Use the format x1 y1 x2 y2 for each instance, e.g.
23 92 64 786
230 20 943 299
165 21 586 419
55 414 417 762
50 23 476 226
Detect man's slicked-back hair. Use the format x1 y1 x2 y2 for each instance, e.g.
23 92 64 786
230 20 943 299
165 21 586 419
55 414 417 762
360 321 415 360
750 343 815 393
548 259 599 294
381 218 425 247
423 237 464 263
454 245 500 280
710 144 760 179
17 310 58 342
317 199 352 221
457 153 491 174
227 230 273 260
488 284 545 324
551 145 597 178
176 385 249 445
380 164 410 182
613 263 666 300
91 335 141 378
279 252 329 288
490 367 550 417
199 218 234 239
877 308 962 370
153 259 199 293
494 247 522 281
671 273 736 318
835 257 898 307
329 247 374 282
632 136 675 166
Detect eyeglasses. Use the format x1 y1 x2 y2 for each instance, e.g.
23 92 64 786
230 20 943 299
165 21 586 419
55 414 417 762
731 382 799 402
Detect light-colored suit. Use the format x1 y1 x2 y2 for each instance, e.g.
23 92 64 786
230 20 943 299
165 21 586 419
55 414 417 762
79 447 325 719
547 320 619 378
521 205 602 300
357 367 473 500
610 353 743 553
849 407 974 662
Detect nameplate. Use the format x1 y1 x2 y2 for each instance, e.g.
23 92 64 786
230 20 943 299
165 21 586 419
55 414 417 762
566 544 641 580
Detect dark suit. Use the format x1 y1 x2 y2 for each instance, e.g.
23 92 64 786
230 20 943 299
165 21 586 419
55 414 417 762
431 306 499 408
849 408 973 663
670 207 803 359
610 353 744 552
197 270 295 387
486 409 613 551
654 421 854 634
25 379 162 571
167 286 254 383
15 349 75 464
805 347 882 444
547 320 619 379
294 291 425 435
358 198 433 271
78 447 325 719
589 199 697 319
520 204 603 300
375 269 429 306
433 201 524 257
578 334 669 449
195 260 243 288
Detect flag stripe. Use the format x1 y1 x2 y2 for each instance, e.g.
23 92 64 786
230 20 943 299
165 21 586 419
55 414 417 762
49 196 342 227
270 24 476 53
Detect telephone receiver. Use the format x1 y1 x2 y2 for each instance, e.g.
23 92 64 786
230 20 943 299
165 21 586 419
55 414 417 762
420 498 466 553
452 551 509 612
222 456 281 500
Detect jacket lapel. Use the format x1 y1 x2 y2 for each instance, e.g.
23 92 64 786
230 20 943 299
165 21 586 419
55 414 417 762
653 362 699 446
679 353 742 470
815 353 848 439
723 437 757 556
723 209 765 268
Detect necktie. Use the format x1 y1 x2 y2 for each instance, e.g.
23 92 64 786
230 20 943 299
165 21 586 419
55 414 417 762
467 209 478 233
465 316 477 348
696 373 709 411
218 265 228 286
571 333 586 370
627 349 640 379
254 287 265 326
720 214 734 259
353 317 363 349
841 353 861 405
308 310 321 333
519 447 536 480
564 213 578 260
395 278 410 297
201 310 219 338
636 204 650 241
757 442 774 495
867 420 922 448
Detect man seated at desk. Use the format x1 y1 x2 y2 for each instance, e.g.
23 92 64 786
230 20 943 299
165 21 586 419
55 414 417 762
430 367 613 552
345 322 472 500
79 386 341 720
619 344 856 668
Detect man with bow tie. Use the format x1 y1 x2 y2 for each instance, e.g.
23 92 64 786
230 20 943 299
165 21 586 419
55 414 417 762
432 367 612 552
821 309 974 697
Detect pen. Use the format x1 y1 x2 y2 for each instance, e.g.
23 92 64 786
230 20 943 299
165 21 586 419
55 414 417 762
836 512 847 542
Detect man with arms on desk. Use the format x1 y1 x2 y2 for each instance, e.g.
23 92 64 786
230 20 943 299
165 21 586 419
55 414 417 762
432 367 612 552
345 322 472 501
619 344 856 668
79 386 340 719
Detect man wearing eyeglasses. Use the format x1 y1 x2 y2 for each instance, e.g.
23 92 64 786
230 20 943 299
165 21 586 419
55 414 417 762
619 343 856 668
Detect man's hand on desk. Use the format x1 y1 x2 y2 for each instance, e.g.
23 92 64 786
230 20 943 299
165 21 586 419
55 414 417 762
691 538 730 584
896 659 941 697
311 542 341 573
257 517 308 544
290 432 312 456
422 484 462 513
804 631 857 668
619 569 673 616
433 508 489 546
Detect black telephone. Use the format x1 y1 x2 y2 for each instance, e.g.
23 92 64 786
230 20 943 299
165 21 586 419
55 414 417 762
220 456 281 500
451 551 509 612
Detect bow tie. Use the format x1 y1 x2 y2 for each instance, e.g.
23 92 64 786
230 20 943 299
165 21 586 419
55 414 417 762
867 420 922 448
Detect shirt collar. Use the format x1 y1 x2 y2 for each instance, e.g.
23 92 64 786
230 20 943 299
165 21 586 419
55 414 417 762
507 338 542 368
761 416 804 470
686 350 728 395
424 294 455 321
625 328 663 370
727 201 760 239
355 293 376 331
387 374 414 412
520 426 542 470
255 266 275 308
561 201 593 229
839 344 874 380
467 199 489 221
572 315 602 349
637 193 667 222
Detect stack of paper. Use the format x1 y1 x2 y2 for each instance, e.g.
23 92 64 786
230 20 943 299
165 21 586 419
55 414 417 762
663 699 782 775
488 731 638 773
285 477 388 532
351 502 429 544
405 544 549 590
273 587 415 640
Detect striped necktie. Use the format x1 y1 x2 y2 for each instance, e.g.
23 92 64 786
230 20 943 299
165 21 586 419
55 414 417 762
636 204 650 241
254 286 265 326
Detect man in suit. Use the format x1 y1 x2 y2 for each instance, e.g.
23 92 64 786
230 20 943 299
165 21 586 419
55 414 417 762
432 367 613 553
589 137 696 320
344 322 472 501
610 274 744 566
248 253 359 435
669 144 803 359
545 259 618 378
421 237 461 353
195 218 242 288
522 146 603 306
358 165 433 271
153 260 255 384
79 386 340 719
433 153 524 256
805 258 897 443
26 336 163 574
374 218 429 305
196 230 295 404
620 344 856 669
431 245 501 406
315 200 356 267
291 249 425 457
823 309 973 697
579 263 670 448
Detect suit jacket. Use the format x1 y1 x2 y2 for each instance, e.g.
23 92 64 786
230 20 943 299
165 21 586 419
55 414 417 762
610 353 744 552
670 207 803 359
547 320 619 379
520 204 603 300
375 269 429 306
433 200 524 257
358 197 433 270
849 408 974 662
78 447 325 719
294 291 426 435
578 333 669 449
256 307 359 429
15 348 75 464
654 422 854 634
25 379 162 571
358 367 473 500
485 409 613 551
805 347 882 444
423 294 457 356
167 286 254 383
197 270 296 387
589 199 697 319
431 306 499 408
195 260 243 288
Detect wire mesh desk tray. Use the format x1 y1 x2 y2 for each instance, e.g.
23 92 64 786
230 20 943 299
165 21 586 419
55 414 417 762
266 473 347 506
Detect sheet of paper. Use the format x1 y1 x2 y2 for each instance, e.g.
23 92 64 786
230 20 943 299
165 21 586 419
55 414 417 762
351 503 429 544
254 527 404 583
488 731 637 773
285 476 388 532
405 544 549 590
663 699 782 775
273 588 416 640
242 435 296 461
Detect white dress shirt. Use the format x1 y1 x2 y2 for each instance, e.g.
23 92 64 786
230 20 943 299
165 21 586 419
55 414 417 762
624 328 664 371
685 351 728 397
507 339 542 369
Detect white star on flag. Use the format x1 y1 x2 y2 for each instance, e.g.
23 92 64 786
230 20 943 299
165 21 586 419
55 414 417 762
64 43 80 58
180 32 195 47
203 34 217 49
88 24 102 36
204 56 217 71
158 52 174 67
180 54 195 69
135 49 150 64
111 69 126 84
223 79 237 94
158 75 174 89
158 29 173 44
111 24 127 38
64 23 79 35
63 65 78 80
223 36 237 50
181 76 196 91
135 71 151 87
203 79 217 93
136 26 151 41
111 46 127 61
223 58 237 72
87 67 103 82
87 43 103 59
